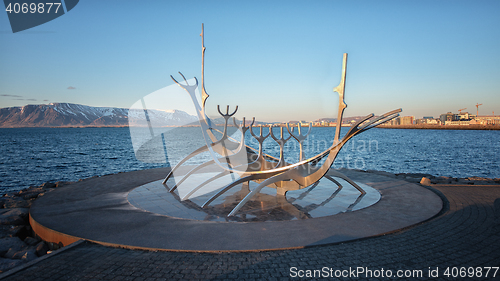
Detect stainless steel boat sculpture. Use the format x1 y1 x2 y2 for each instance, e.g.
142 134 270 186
163 24 401 217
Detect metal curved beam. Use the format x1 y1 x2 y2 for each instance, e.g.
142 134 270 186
227 171 291 216
327 171 365 194
201 175 256 208
181 170 232 201
168 159 217 193
162 144 210 185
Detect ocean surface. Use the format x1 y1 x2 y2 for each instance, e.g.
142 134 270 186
1 127 499 193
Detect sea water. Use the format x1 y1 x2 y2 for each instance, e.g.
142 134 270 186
0 127 499 193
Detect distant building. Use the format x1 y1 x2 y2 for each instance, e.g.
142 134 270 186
415 118 426 125
457 112 472 120
439 112 457 124
400 116 414 125
415 117 438 125
391 117 400 125
445 120 471 126
299 120 309 126
436 110 500 126
473 115 500 125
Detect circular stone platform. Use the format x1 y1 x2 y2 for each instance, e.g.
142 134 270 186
29 167 443 252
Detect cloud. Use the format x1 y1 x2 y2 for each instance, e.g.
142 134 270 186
11 98 37 101
67 86 76 90
1 94 22 97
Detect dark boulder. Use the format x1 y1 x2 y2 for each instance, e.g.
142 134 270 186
0 257 24 273
35 241 49 257
0 208 30 225
40 182 56 189
1 197 30 209
23 236 40 246
0 237 26 256
0 225 24 238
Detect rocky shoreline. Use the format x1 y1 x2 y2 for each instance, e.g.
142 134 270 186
0 181 74 273
361 170 500 185
0 170 498 274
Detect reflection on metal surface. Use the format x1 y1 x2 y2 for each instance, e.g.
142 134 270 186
162 24 401 217
129 174 380 222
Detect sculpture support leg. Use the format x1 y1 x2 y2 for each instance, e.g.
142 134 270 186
228 172 290 216
323 175 343 189
168 159 216 192
328 170 366 194
182 170 231 200
202 175 254 208
162 144 209 185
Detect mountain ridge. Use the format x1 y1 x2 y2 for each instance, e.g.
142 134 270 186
0 103 198 128
0 102 372 128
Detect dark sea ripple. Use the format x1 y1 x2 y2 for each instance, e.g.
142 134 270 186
0 127 499 193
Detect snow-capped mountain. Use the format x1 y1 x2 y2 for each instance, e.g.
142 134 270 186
128 107 199 127
0 103 198 128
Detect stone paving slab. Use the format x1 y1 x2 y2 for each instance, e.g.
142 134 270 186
28 168 442 251
4 183 500 280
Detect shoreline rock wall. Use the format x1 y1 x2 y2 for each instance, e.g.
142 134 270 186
360 169 500 185
0 181 73 273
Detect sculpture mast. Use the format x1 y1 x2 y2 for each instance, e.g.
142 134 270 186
200 23 209 110
333 53 348 144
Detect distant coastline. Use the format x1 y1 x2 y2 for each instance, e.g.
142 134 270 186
0 124 201 129
0 125 130 129
2 124 500 130
377 124 500 130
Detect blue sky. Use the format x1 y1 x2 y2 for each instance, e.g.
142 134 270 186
1 0 499 122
